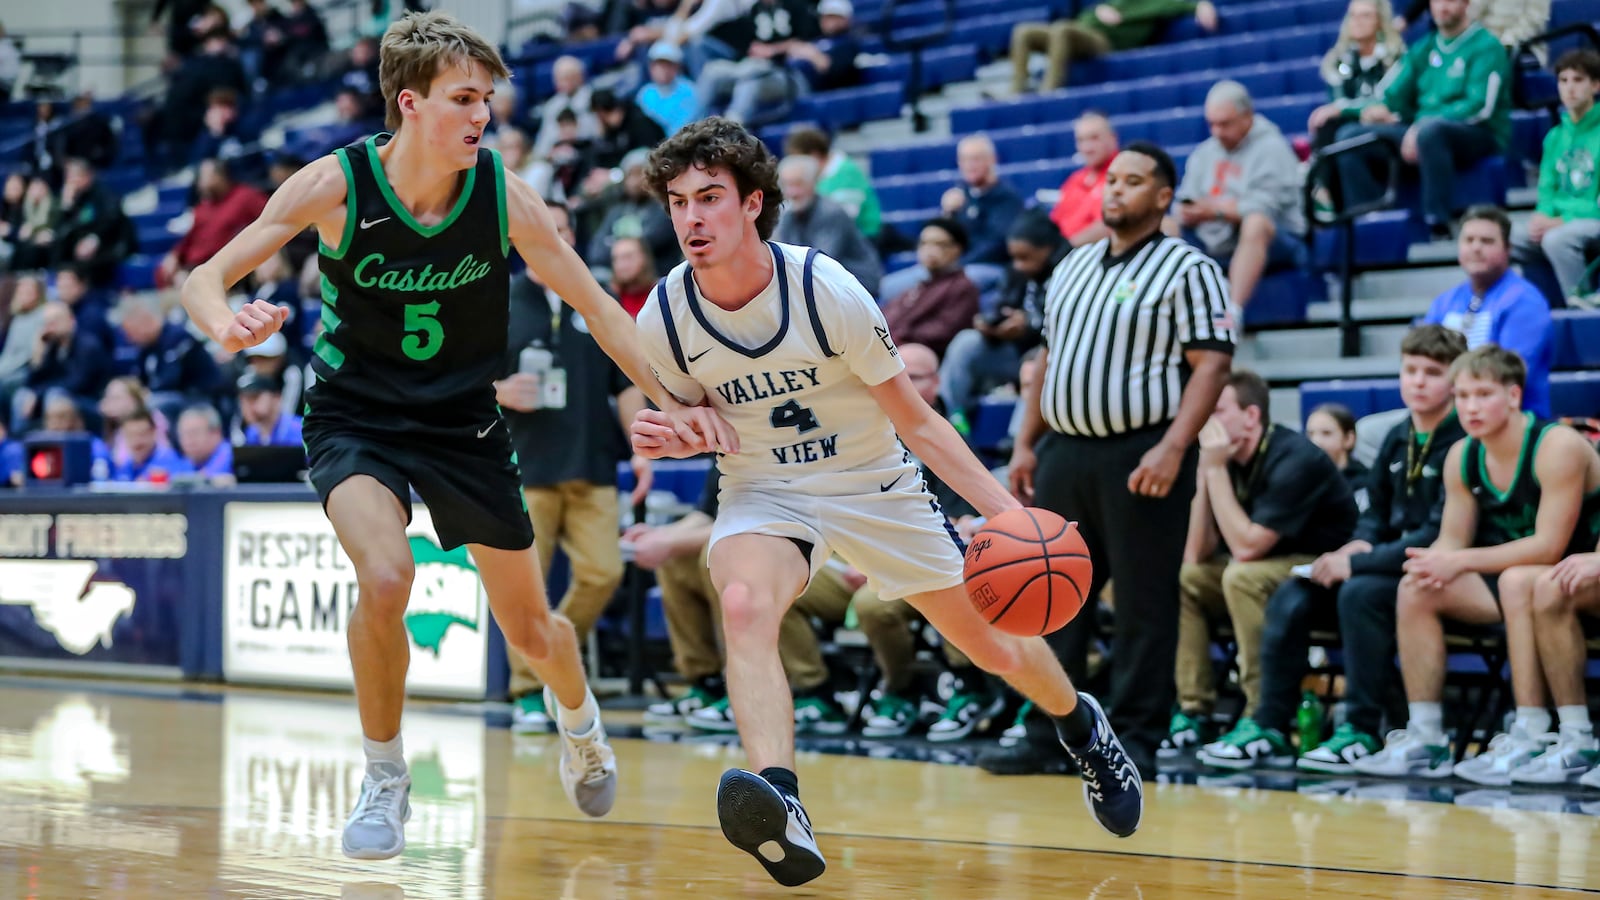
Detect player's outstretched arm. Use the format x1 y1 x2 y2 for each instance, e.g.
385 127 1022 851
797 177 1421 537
503 171 735 453
867 372 1021 520
182 156 345 352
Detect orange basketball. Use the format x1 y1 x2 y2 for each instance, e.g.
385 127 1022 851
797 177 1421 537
962 508 1092 637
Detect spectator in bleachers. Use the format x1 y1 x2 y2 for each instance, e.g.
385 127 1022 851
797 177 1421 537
0 23 19 105
117 294 223 416
492 126 538 185
1304 402 1370 511
1009 0 1218 95
582 148 679 272
39 392 111 477
880 218 978 358
191 89 250 166
636 42 698 137
1176 81 1307 311
153 28 249 168
609 0 684 70
107 409 186 483
784 0 863 94
52 265 111 348
243 253 304 356
338 37 383 114
174 404 234 482
661 0 762 79
236 369 301 446
609 236 658 318
239 332 302 420
938 210 1062 431
773 154 882 296
1286 326 1467 773
533 57 600 160
4 177 57 274
1516 50 1600 307
279 0 330 82
159 158 270 289
1471 0 1550 60
51 159 135 288
1049 112 1117 247
1356 346 1600 780
587 88 668 172
1307 0 1406 153
1334 0 1510 238
1173 370 1358 760
694 0 818 125
1520 529 1600 788
0 275 45 405
1422 205 1552 416
784 127 881 243
235 0 289 88
99 375 171 468
151 0 216 59
12 301 111 433
56 93 118 174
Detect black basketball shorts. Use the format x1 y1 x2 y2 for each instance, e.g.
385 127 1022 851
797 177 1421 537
302 398 533 552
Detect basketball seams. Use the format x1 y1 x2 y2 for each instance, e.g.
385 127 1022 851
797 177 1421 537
963 508 1091 636
963 553 1091 582
981 570 1081 627
1027 509 1055 637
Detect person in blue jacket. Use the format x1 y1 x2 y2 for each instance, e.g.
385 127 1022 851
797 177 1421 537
1422 206 1552 416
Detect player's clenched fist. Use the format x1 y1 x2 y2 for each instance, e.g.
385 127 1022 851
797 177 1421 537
632 407 740 459
216 299 289 353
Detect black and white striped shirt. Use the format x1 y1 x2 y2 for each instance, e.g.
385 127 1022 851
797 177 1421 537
1040 233 1236 438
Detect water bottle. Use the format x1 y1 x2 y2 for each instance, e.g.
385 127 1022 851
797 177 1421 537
1297 690 1324 755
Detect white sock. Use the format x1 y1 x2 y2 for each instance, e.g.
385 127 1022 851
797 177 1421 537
555 688 598 735
1514 706 1552 737
1557 705 1593 737
363 734 405 774
1407 703 1444 743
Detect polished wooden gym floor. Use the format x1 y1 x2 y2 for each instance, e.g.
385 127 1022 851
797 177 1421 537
2 679 1598 899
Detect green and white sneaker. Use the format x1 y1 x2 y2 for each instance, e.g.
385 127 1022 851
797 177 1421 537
1455 726 1554 787
644 685 721 725
1195 718 1294 770
1296 723 1382 774
1160 711 1204 755
794 695 849 735
1510 730 1600 785
687 696 738 733
860 693 919 737
998 701 1034 748
511 692 552 734
926 692 1005 742
1350 729 1453 778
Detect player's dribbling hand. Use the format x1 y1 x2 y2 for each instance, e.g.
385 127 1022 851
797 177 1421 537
216 299 289 353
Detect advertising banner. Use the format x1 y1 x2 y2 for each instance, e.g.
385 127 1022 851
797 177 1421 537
222 502 490 698
0 511 190 670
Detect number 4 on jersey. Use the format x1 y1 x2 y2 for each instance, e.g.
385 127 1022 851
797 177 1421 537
770 399 821 435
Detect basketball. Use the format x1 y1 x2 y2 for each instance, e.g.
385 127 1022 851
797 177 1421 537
962 508 1092 637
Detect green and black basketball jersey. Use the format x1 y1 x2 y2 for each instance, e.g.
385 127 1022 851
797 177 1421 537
310 133 511 419
1462 413 1600 554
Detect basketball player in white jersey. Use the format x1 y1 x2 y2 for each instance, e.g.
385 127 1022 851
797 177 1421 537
629 118 1144 887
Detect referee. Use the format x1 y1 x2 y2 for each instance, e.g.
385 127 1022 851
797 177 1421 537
984 142 1236 779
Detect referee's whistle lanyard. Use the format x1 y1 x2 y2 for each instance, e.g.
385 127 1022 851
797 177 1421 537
1232 427 1272 506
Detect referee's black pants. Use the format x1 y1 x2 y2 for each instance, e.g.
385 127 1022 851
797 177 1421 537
1032 427 1197 773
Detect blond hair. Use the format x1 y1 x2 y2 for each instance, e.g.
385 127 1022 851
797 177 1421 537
379 11 510 131
1449 345 1527 392
1320 0 1405 87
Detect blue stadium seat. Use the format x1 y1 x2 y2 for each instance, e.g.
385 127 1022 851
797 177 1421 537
1552 371 1600 419
1313 210 1427 270
1298 378 1402 419
1244 267 1325 327
1553 310 1600 370
971 397 1015 451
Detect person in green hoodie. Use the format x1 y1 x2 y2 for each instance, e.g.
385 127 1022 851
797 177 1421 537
1010 0 1218 95
1517 49 1600 305
1333 0 1510 236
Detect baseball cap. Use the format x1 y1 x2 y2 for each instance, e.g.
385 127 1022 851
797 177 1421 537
237 370 285 395
819 0 853 16
243 331 288 358
647 41 683 64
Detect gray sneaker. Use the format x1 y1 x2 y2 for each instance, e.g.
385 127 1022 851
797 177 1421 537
342 762 412 860
546 687 618 818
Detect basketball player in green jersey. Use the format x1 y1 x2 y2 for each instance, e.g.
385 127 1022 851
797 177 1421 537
1354 345 1600 779
180 12 733 860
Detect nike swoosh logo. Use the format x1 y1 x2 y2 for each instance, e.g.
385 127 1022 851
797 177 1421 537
477 421 498 438
687 348 712 363
879 474 903 492
360 216 391 230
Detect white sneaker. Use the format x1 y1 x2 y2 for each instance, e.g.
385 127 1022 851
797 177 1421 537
1582 760 1600 791
687 697 738 732
1350 729 1453 778
1511 731 1600 785
342 762 412 859
1456 727 1553 787
545 687 618 818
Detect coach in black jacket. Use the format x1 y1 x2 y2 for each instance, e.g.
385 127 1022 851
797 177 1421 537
1254 325 1468 774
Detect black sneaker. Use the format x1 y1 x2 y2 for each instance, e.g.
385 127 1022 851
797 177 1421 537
1060 693 1143 838
716 769 826 887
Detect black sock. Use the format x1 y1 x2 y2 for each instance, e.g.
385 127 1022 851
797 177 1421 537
695 674 726 697
760 766 800 800
1052 699 1096 749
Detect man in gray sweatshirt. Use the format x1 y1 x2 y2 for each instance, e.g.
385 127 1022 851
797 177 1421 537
774 154 884 297
1176 81 1307 310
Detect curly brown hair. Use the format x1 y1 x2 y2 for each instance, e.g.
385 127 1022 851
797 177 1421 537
645 117 783 240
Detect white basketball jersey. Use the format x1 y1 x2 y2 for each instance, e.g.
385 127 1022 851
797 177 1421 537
636 241 907 485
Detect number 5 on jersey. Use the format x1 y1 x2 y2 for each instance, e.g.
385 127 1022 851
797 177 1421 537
403 301 443 361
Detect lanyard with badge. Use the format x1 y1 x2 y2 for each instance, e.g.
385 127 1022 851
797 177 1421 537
518 291 568 410
1405 423 1434 497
